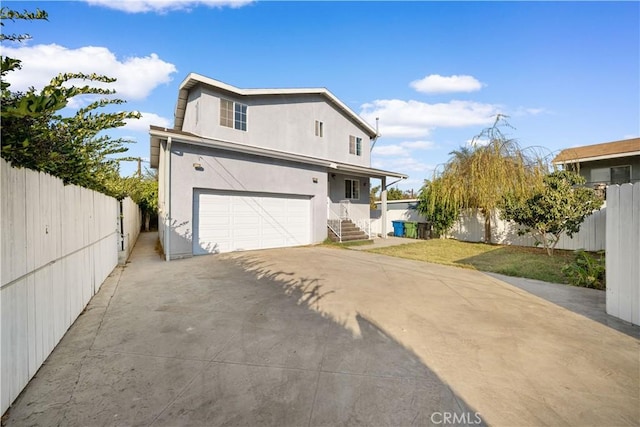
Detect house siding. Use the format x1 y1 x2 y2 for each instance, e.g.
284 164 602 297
165 141 328 259
183 86 372 168
568 155 640 186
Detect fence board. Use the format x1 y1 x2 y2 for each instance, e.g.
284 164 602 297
606 183 639 325
1 159 138 414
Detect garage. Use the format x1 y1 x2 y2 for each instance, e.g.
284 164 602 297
193 190 312 254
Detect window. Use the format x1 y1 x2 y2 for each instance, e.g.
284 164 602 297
345 179 360 200
591 165 631 185
315 120 324 137
349 135 362 156
610 166 631 185
220 98 247 131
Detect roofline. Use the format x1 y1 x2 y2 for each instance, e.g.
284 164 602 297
552 150 640 165
149 126 407 180
174 73 378 138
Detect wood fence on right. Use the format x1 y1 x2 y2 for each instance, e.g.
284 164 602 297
606 183 640 326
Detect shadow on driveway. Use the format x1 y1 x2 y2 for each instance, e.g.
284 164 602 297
4 232 483 426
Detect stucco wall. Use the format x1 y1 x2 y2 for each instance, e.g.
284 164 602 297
328 172 370 221
183 86 372 168
166 141 328 259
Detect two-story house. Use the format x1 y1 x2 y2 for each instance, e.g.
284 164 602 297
150 73 406 259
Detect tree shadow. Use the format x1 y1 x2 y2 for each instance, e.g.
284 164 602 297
221 252 487 426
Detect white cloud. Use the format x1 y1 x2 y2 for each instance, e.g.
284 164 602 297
1 44 176 100
410 74 484 94
373 140 435 157
373 157 435 174
124 112 171 132
512 106 548 116
361 99 500 138
85 0 252 13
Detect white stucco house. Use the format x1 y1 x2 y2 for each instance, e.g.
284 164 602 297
150 73 406 260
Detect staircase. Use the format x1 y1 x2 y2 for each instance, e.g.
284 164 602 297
327 219 369 242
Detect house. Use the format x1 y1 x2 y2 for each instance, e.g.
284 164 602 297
552 138 640 189
149 73 407 259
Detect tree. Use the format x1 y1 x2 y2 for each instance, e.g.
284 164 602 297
423 115 547 242
1 7 140 195
104 169 158 231
369 185 380 210
417 179 459 237
501 170 603 256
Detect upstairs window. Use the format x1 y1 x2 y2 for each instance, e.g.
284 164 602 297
315 120 324 137
349 135 362 156
220 98 247 131
345 179 360 200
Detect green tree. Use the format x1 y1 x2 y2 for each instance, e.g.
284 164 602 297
424 115 547 243
417 179 459 237
369 185 380 210
1 7 140 195
105 169 158 231
501 170 603 256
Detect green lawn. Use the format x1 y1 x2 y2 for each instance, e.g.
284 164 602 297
367 239 573 283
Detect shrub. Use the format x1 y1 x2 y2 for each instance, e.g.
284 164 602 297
561 249 605 290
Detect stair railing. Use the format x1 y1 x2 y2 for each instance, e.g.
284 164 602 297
354 218 371 239
327 203 343 242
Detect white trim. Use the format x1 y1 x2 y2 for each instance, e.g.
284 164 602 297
150 127 407 179
553 150 640 164
177 73 377 137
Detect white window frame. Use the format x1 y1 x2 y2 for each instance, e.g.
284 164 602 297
220 98 248 131
349 135 362 156
345 179 360 200
315 120 324 137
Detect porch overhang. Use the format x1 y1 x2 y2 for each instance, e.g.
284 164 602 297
149 125 407 181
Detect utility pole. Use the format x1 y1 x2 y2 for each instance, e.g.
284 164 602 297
137 157 142 177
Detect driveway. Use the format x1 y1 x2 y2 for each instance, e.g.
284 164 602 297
5 233 639 426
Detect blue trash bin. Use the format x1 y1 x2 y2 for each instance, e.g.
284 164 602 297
392 220 405 237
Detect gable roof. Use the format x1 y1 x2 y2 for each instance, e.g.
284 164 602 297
552 138 640 164
174 73 378 138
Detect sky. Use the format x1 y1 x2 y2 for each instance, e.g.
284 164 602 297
2 0 639 191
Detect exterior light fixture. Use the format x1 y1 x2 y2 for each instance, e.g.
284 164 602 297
312 177 318 183
193 162 202 169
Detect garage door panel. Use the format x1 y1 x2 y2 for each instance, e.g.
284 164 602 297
194 190 311 254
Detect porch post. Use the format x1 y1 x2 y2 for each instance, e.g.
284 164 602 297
381 176 387 239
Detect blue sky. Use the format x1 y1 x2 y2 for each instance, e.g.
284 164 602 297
2 0 639 191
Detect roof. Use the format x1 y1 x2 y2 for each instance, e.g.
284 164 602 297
174 73 378 138
552 138 640 164
149 126 407 180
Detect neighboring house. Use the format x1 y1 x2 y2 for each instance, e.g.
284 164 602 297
552 138 640 189
150 73 406 259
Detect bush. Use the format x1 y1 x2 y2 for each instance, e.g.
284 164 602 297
561 249 605 290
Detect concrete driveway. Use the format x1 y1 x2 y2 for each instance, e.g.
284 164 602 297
5 233 639 426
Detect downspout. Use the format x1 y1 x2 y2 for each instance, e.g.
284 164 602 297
164 136 172 261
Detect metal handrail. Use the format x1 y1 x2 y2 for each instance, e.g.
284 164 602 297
327 205 343 242
354 218 371 239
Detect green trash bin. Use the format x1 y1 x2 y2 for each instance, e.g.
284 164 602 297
404 221 418 238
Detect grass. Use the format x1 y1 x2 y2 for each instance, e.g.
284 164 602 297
367 239 574 283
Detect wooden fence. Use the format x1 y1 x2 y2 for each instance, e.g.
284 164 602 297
0 159 138 414
371 203 606 252
606 183 639 326
119 197 141 263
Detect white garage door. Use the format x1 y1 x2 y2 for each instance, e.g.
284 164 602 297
193 190 312 254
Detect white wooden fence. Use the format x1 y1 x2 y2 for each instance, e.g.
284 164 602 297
119 197 141 263
448 208 606 251
606 183 640 326
371 203 606 252
0 159 139 414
